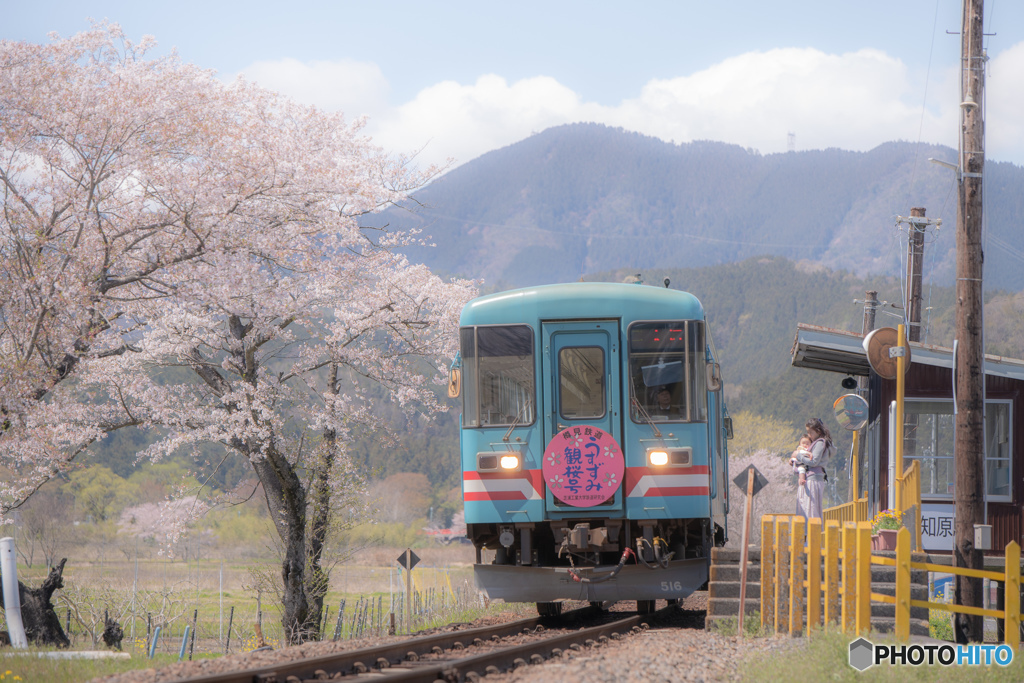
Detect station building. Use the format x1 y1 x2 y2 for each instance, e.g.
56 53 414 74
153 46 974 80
791 323 1024 554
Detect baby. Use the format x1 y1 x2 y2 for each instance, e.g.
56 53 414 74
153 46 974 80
791 434 813 487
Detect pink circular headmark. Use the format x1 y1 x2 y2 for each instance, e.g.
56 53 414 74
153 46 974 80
542 426 624 507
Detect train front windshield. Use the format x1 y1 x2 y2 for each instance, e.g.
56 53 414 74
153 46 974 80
629 321 707 423
461 325 535 428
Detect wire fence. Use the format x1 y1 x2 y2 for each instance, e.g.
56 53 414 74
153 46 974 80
124 583 484 657
3 563 489 659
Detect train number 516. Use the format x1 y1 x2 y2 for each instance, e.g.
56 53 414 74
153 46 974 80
660 581 684 591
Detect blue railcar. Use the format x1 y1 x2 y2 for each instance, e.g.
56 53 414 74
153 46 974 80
452 281 732 613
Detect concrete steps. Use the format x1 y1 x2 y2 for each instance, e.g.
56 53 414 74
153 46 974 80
705 547 763 629
704 545 933 637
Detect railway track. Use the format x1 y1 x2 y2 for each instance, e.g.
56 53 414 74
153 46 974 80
166 604 672 683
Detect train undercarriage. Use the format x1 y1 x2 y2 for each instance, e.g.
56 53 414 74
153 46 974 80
469 517 724 611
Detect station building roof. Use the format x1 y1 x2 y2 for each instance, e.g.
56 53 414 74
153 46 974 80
790 323 1024 383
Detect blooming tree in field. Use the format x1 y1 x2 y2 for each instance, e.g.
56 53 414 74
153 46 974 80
0 24 475 642
723 412 801 549
724 448 798 549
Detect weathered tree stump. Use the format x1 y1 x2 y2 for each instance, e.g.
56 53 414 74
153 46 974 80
102 616 123 650
0 558 70 648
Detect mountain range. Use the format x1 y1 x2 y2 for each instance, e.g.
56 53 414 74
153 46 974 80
364 123 1024 292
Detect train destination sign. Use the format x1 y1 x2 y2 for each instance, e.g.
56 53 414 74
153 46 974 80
542 426 624 507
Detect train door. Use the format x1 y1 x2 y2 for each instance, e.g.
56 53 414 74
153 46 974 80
540 321 623 515
708 389 727 532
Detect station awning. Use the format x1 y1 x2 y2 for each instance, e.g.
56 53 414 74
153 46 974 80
790 324 870 376
790 322 1024 381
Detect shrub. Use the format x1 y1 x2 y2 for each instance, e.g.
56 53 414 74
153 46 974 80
872 509 903 534
929 609 954 641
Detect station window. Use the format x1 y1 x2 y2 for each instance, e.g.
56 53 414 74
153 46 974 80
903 399 1012 501
627 321 707 423
460 325 535 428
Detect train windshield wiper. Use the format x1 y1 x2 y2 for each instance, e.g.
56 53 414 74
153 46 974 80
503 399 532 442
630 395 662 438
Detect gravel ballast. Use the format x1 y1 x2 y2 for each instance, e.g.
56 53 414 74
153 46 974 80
93 593 804 683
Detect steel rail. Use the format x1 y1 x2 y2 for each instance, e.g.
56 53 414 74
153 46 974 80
369 608 664 683
166 607 597 683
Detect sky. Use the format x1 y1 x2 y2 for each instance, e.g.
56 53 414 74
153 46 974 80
5 1 1024 170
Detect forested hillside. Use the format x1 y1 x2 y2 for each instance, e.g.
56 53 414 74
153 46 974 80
84 257 1024 494
594 258 918 384
360 257 1024 490
77 256 1024 526
74 124 1024 513
366 123 1024 292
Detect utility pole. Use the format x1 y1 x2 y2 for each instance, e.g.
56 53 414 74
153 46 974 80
896 207 940 512
861 291 878 339
897 207 941 342
852 291 878 504
954 0 986 644
906 211 926 342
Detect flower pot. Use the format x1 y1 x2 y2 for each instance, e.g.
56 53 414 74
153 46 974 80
871 534 881 551
878 529 899 551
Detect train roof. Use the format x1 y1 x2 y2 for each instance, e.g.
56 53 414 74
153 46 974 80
461 282 705 326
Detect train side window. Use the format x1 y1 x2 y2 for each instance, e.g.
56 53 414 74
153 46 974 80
460 328 478 427
689 323 707 421
558 346 605 419
460 325 535 428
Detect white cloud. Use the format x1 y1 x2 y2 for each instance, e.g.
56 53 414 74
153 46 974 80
367 74 608 167
987 42 1024 165
610 48 958 156
239 43 1024 170
237 57 390 120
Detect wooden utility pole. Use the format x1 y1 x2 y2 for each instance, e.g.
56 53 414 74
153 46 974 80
905 208 927 342
862 291 878 338
897 207 942 343
899 208 939 505
853 291 878 502
954 0 986 644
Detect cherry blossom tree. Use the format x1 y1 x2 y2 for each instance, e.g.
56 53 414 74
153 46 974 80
1 24 475 642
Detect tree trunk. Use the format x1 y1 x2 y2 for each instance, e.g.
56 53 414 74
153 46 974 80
0 558 70 648
102 615 124 650
306 435 338 639
251 447 315 644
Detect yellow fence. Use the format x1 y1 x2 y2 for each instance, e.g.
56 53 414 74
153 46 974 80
895 459 923 549
822 496 869 525
822 460 921 550
760 515 1021 646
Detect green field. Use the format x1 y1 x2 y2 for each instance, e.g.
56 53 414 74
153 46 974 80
0 544 508 681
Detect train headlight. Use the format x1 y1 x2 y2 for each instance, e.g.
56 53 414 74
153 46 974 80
478 451 523 471
648 450 669 466
646 447 692 467
500 454 521 470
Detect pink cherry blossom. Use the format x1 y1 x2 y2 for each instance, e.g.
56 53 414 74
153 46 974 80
0 23 477 643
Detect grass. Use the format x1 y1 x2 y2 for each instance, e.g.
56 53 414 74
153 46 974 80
928 609 954 641
706 610 770 638
12 545 479 650
0 600 531 683
737 627 1024 682
0 544 496 681
0 651 210 683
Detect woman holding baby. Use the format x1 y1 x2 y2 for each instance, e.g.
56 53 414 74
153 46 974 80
790 417 835 521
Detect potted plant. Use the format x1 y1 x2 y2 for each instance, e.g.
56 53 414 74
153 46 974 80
872 509 903 551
